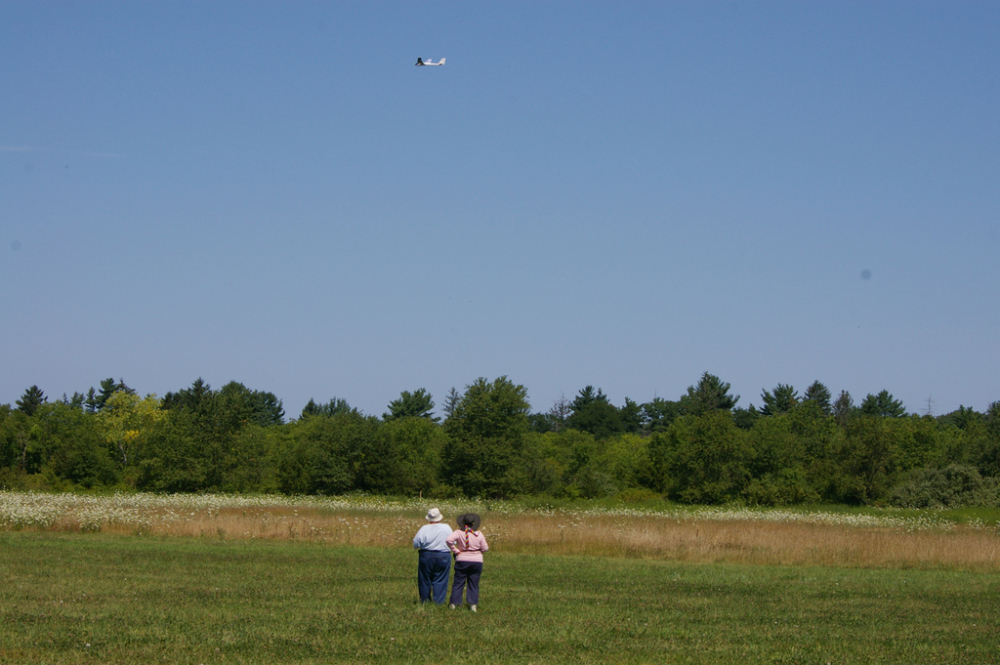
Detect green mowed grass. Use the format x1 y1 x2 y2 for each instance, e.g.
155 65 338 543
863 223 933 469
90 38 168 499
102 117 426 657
1 533 997 664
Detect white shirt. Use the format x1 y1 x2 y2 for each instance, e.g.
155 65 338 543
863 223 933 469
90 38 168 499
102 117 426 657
413 522 453 552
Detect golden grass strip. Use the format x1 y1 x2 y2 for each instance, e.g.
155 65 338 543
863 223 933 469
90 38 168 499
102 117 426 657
2 492 998 571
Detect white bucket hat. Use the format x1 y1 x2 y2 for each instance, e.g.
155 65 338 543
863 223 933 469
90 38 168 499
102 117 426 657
425 507 443 523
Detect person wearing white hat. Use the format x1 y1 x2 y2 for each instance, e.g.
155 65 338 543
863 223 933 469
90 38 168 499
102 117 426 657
412 507 453 604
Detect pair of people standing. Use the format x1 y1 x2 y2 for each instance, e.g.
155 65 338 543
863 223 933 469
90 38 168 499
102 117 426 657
412 508 488 611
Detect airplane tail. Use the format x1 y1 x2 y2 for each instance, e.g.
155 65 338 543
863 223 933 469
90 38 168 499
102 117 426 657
439 58 445 65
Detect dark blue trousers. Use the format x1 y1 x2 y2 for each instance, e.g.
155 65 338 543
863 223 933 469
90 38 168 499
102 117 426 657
449 560 483 606
417 551 451 604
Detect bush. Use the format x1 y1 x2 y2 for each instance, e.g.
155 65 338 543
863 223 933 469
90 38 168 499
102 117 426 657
888 464 1000 508
424 483 464 499
742 468 819 506
572 468 618 499
616 487 662 504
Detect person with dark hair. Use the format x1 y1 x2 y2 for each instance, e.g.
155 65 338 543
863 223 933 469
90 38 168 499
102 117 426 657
446 513 489 612
412 507 453 604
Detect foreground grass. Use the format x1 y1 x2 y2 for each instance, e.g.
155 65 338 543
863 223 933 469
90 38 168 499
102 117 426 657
1 533 998 664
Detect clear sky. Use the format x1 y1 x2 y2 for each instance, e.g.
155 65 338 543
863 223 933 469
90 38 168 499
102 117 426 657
3 1 998 419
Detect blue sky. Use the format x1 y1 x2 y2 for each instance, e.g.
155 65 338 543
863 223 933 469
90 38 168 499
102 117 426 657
3 1 998 418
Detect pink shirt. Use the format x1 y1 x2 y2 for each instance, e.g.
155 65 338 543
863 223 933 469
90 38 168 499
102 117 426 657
446 529 489 563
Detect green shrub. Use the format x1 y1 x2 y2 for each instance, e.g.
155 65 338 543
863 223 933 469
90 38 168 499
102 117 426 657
742 468 819 506
888 464 1000 508
573 468 618 498
616 487 662 504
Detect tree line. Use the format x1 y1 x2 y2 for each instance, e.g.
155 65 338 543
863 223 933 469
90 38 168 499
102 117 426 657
3 373 999 508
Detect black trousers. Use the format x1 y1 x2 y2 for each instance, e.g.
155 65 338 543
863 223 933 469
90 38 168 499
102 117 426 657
449 560 483 605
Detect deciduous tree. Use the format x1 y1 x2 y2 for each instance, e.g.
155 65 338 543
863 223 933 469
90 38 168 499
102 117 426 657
95 391 165 467
648 410 750 503
34 402 117 488
443 376 530 498
355 416 445 494
641 398 681 434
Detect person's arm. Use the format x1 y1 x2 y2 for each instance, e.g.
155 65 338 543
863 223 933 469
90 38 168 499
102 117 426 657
413 527 425 550
445 530 461 554
478 532 489 553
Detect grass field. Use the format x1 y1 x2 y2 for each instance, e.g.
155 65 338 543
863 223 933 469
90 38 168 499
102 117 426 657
2 532 999 664
2 493 1000 663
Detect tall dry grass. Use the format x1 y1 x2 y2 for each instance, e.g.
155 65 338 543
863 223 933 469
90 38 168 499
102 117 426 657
3 492 998 571
97 506 1000 572
493 513 1000 570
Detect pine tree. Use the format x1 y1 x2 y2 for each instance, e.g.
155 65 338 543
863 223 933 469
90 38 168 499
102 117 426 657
860 390 906 418
679 372 739 416
833 390 854 427
15 385 46 416
760 384 799 416
442 387 462 419
384 389 438 422
802 381 833 415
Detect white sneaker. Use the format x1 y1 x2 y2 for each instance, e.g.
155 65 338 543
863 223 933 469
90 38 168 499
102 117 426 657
470 604 477 612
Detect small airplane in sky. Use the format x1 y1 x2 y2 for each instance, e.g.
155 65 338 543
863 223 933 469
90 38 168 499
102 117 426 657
415 57 445 66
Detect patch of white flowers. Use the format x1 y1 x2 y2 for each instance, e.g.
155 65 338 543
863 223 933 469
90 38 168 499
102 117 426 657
650 505 956 532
